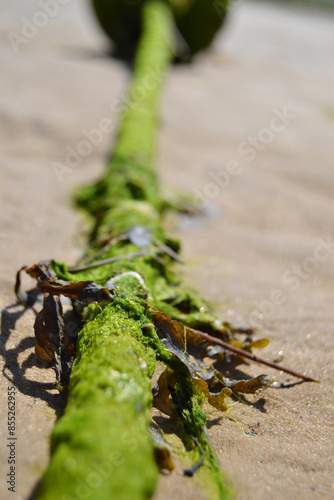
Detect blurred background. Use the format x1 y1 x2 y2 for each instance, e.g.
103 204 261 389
0 1 333 499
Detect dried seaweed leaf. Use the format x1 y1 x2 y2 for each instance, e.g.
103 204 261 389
149 421 175 472
34 294 64 368
229 340 244 350
152 312 233 412
153 312 212 376
195 378 232 411
243 338 270 351
34 293 75 386
222 374 274 394
15 260 56 305
37 280 113 304
226 338 269 353
15 266 34 305
152 367 178 417
25 260 57 280
34 301 55 366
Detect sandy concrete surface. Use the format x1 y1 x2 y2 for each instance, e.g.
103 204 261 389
0 1 333 499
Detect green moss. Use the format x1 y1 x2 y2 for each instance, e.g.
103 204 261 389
49 250 232 498
36 1 233 499
77 0 174 244
38 336 158 500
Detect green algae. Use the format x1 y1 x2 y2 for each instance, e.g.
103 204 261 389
77 0 174 244
43 246 234 500
35 2 234 499
36 277 163 500
38 337 158 500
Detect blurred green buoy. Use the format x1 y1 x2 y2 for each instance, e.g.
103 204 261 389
91 0 228 57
